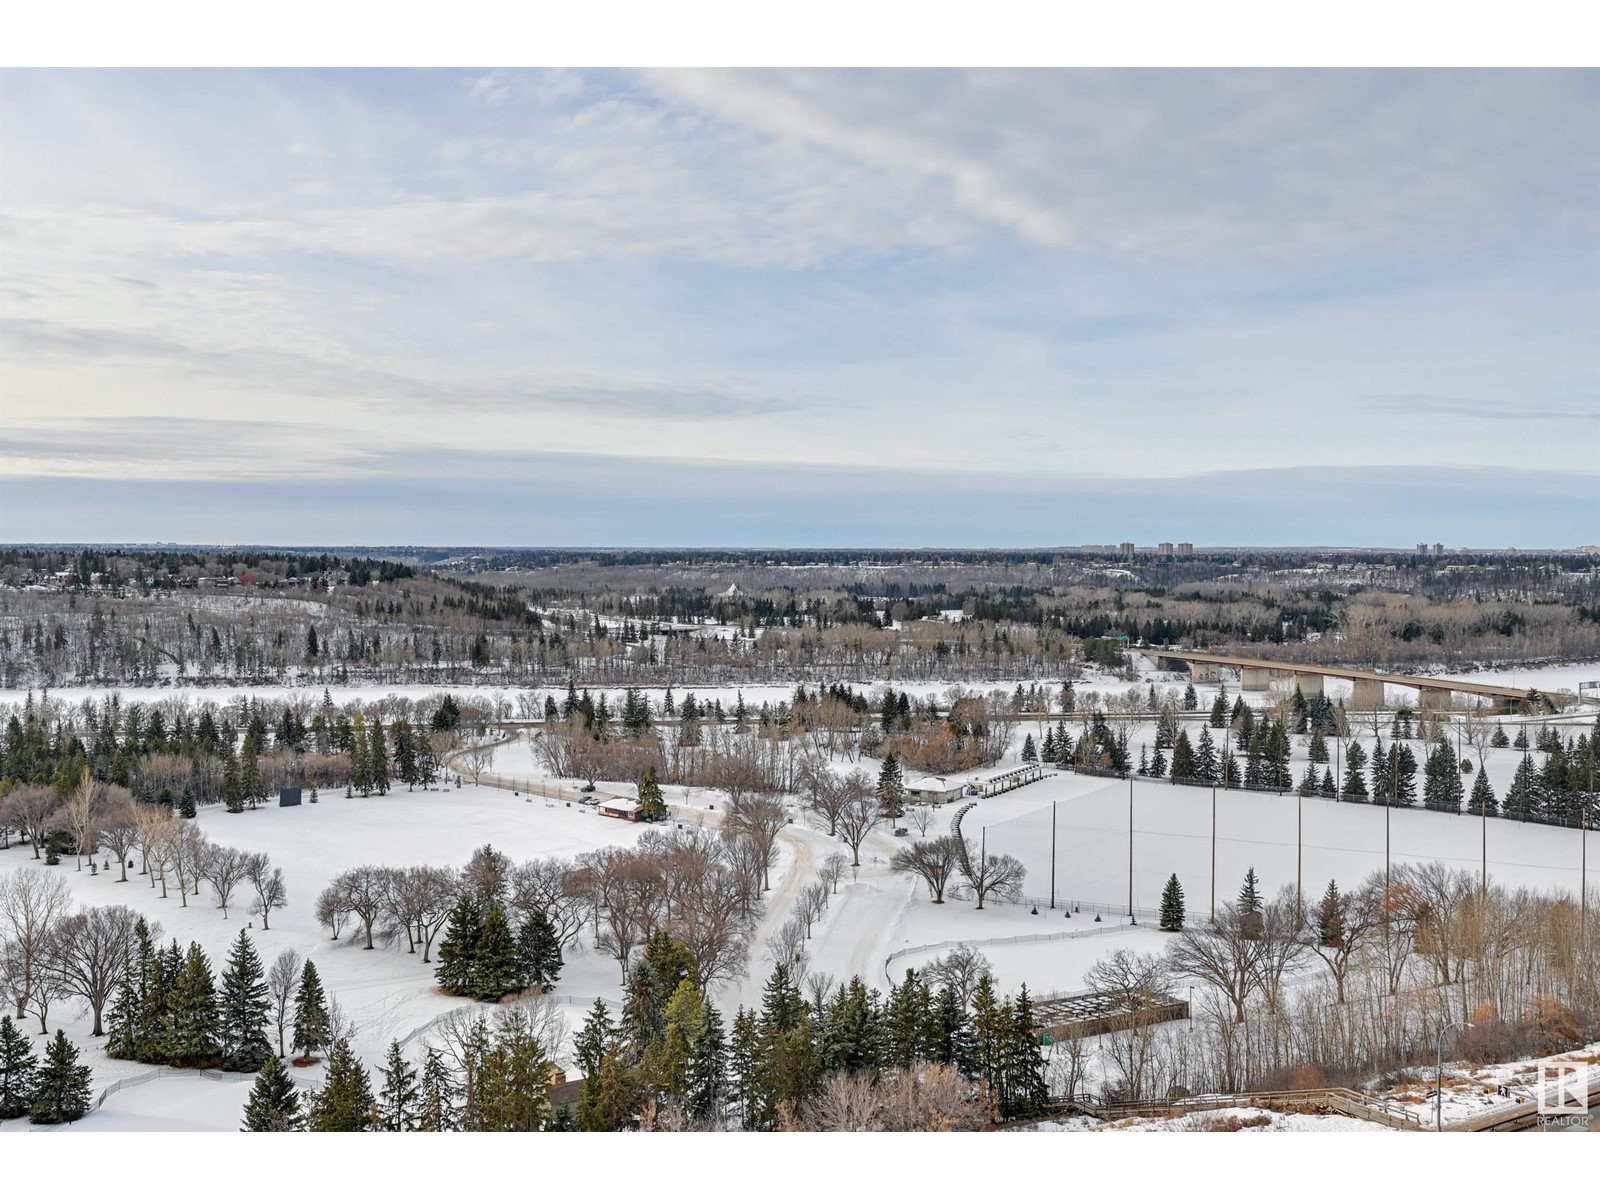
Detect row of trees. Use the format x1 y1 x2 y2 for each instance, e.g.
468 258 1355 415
1063 865 1599 1102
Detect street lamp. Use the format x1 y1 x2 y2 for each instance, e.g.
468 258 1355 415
1435 1020 1474 1132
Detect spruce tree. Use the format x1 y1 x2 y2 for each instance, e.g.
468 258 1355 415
376 1040 420 1131
163 943 221 1068
0 1015 38 1119
1159 874 1185 931
470 905 522 1001
291 961 331 1062
1005 987 1049 1121
178 784 196 819
1468 770 1498 817
516 909 563 993
1209 687 1228 728
241 1053 302 1131
369 718 391 795
685 999 728 1124
1020 734 1037 764
877 753 906 819
28 1030 92 1125
435 895 483 996
637 766 667 822
218 929 273 1072
1170 730 1195 781
1343 740 1369 800
417 1046 458 1132
306 1038 375 1132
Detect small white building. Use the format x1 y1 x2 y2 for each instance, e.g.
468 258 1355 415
905 775 964 805
598 797 641 822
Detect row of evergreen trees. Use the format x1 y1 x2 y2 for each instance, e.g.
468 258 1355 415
106 923 332 1071
243 1011 556 1132
572 933 1048 1128
434 895 563 1002
0 1018 93 1125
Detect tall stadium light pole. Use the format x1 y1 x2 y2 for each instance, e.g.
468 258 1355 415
1386 743 1395 894
1128 774 1135 922
1050 801 1057 910
1210 783 1217 923
1297 788 1304 916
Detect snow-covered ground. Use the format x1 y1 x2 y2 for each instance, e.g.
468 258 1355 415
3 663 1593 1133
1024 1106 1390 1132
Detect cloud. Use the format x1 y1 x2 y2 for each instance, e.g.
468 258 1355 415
1363 394 1600 422
0 317 805 421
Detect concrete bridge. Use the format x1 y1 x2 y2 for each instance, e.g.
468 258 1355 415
1139 648 1576 713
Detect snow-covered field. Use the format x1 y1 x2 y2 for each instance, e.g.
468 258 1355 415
3 665 1593 1133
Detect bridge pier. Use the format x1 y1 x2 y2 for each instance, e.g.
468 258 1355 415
1241 668 1272 692
1292 673 1324 699
1189 663 1221 683
1350 679 1386 711
1417 685 1453 711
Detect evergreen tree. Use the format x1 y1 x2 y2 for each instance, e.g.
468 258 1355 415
1238 867 1263 938
417 1046 458 1132
1020 734 1037 764
1170 730 1195 781
1209 687 1229 728
1491 722 1510 749
1468 769 1498 817
1423 742 1465 814
291 961 331 1062
241 1054 302 1131
1194 727 1219 784
469 905 523 1001
1315 881 1344 947
877 753 906 819
306 1038 375 1132
435 895 484 996
369 717 390 795
650 980 705 1104
1309 729 1328 763
1159 874 1185 931
1298 761 1320 798
218 929 273 1072
28 1030 92 1125
163 943 221 1068
1513 726 1529 751
685 998 728 1124
637 766 667 822
1004 987 1049 1121
472 1010 552 1132
376 1040 420 1132
1149 746 1167 778
516 909 563 994
1343 740 1369 800
1504 754 1539 821
1394 743 1419 806
1182 683 1198 712
178 784 196 820
0 1015 38 1119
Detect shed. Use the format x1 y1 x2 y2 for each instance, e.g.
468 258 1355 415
598 797 641 822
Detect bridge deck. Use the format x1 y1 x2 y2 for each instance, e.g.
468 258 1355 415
1144 648 1572 705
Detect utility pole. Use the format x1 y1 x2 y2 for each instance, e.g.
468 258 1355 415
1297 788 1304 916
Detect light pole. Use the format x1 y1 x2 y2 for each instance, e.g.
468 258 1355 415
1435 1020 1474 1132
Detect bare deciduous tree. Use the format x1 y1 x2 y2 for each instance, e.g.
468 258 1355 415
957 846 1025 910
0 868 72 1019
267 948 303 1057
923 944 993 1008
202 844 251 918
2 787 60 861
836 791 882 868
722 795 786 891
890 834 964 903
244 852 288 930
51 904 145 1036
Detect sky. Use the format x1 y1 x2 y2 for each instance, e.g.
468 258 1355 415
0 68 1596 547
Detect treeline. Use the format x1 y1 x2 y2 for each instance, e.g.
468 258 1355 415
238 953 1049 1132
1070 865 1599 1102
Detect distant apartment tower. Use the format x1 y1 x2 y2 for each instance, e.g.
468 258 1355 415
1177 542 1194 555
1433 542 1444 556
1120 541 1135 560
1157 541 1174 556
1417 543 1428 555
